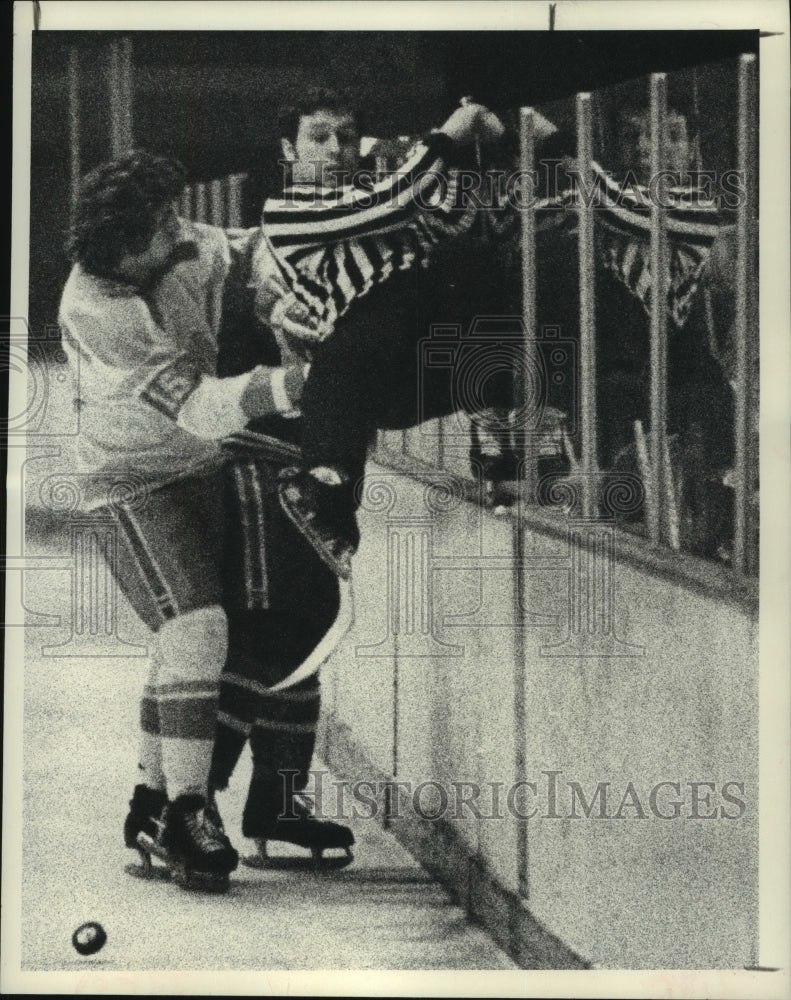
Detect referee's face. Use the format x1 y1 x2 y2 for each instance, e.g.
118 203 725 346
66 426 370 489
283 108 359 187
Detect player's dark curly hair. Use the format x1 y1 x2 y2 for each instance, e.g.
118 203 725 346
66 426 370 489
67 150 186 277
277 87 359 143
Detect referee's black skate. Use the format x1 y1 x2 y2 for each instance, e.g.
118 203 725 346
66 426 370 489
242 794 355 872
129 791 239 893
278 468 359 580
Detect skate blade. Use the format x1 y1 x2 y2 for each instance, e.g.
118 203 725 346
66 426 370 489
125 844 172 882
312 846 354 872
136 832 172 864
124 860 172 882
136 835 231 893
171 865 231 894
242 852 319 871
242 846 354 872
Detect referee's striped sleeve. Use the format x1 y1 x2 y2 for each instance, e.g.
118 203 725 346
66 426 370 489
263 132 460 259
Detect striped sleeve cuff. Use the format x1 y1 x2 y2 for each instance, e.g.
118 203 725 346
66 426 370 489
240 365 305 420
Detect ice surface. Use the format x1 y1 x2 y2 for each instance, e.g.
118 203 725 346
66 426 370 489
16 519 517 973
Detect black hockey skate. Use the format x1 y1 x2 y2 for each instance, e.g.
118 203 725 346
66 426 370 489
124 784 173 883
124 784 168 849
131 792 238 893
242 793 355 873
278 468 359 580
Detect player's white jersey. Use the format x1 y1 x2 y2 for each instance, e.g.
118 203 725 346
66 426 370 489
59 221 234 508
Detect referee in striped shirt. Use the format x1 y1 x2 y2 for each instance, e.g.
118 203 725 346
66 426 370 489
253 89 517 578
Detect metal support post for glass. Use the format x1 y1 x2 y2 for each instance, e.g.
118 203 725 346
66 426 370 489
648 73 669 546
108 36 134 157
519 107 538 507
576 93 598 519
67 47 81 225
734 54 758 576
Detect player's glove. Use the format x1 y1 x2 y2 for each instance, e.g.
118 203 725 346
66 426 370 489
268 282 324 345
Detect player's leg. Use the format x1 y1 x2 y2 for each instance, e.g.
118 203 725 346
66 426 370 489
209 456 285 796
297 270 439 478
279 271 423 578
123 644 168 859
106 473 238 889
281 248 519 575
217 457 353 867
238 618 354 870
377 240 532 509
206 610 254 798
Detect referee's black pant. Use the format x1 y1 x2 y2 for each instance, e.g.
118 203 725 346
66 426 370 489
300 238 519 488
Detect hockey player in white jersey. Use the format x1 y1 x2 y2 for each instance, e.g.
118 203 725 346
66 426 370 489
59 150 309 891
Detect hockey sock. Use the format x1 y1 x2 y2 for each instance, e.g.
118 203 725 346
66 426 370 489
209 610 325 835
136 646 165 790
241 615 324 835
208 723 247 794
208 609 267 792
244 674 321 834
155 605 228 800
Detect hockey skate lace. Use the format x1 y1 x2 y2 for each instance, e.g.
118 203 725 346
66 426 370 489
186 809 224 853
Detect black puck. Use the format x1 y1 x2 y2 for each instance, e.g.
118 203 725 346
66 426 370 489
72 921 107 956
